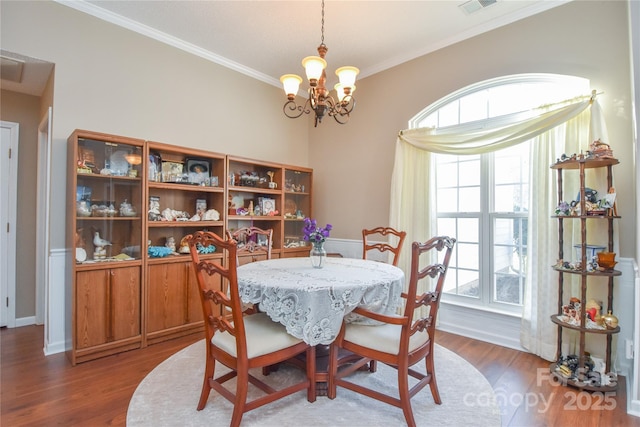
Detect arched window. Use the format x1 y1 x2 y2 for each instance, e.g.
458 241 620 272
410 74 589 313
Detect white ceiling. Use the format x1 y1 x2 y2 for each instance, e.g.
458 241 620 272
2 0 570 95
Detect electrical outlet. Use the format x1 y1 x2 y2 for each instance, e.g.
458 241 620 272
625 339 634 359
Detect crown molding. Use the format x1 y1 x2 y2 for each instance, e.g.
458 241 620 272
55 0 281 88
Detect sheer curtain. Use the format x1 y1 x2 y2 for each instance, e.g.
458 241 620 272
390 96 611 359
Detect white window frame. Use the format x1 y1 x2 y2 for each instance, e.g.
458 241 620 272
410 73 589 316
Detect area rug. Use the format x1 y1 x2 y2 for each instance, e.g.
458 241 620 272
127 340 501 426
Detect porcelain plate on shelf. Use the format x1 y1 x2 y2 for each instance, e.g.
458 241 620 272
75 248 87 263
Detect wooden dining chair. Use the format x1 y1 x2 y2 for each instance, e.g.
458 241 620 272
328 236 456 427
362 226 407 266
186 231 316 427
360 226 407 372
227 226 273 263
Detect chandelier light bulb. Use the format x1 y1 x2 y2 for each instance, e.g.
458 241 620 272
280 74 303 100
302 56 327 84
334 83 356 102
336 66 359 89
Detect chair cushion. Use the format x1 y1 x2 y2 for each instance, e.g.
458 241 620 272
343 323 429 355
211 313 303 358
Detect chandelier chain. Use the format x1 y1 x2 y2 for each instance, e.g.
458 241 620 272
320 0 325 45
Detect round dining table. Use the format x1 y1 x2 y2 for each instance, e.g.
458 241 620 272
237 257 404 346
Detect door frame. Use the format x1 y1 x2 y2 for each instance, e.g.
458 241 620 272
36 108 52 326
1 121 19 328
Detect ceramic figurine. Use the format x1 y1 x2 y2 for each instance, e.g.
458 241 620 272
165 236 177 253
93 231 112 249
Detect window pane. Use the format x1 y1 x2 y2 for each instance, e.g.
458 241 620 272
457 242 479 270
494 218 514 245
495 143 530 185
459 159 480 186
459 90 488 123
495 184 519 212
443 267 480 299
494 272 524 305
418 113 437 129
516 184 529 213
458 269 479 298
438 101 459 127
437 188 457 212
459 187 480 212
458 218 479 242
437 162 458 187
437 218 456 238
493 217 527 305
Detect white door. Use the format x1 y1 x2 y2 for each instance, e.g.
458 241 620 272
0 121 19 328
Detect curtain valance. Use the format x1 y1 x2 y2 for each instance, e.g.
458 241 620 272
398 97 593 155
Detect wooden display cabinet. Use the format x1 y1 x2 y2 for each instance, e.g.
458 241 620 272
283 166 313 258
68 131 314 362
144 141 226 344
226 156 285 261
549 156 621 391
67 130 145 365
145 257 219 344
74 267 141 359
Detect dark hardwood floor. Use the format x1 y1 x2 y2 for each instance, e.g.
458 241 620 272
1 325 638 426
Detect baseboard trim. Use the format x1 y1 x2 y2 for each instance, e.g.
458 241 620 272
15 316 36 327
437 303 526 352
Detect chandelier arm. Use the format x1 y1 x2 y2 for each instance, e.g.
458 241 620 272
332 112 350 125
283 99 312 119
340 96 356 115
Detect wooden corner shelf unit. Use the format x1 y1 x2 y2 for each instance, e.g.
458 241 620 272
549 156 620 392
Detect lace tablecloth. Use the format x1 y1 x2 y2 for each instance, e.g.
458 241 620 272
237 257 404 346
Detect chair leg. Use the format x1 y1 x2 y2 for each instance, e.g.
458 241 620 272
327 343 338 399
197 355 215 410
398 365 417 427
306 345 317 402
231 368 249 427
426 352 442 404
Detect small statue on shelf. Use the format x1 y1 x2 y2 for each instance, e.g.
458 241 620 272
588 139 614 159
148 196 161 221
165 236 177 254
93 231 111 260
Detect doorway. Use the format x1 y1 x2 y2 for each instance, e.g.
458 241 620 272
0 121 19 328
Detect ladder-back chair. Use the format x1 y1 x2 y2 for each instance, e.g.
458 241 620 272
362 227 407 266
328 236 456 427
187 231 316 426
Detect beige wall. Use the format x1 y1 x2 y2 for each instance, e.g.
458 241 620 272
0 0 308 319
1 0 309 250
0 0 637 320
310 0 637 261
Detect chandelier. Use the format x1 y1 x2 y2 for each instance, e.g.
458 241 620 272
279 0 359 127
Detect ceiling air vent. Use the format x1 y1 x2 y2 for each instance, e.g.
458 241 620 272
0 55 24 83
459 0 497 15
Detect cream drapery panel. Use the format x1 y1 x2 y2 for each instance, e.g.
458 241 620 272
390 95 610 360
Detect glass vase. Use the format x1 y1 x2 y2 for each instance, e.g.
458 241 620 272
310 242 327 269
